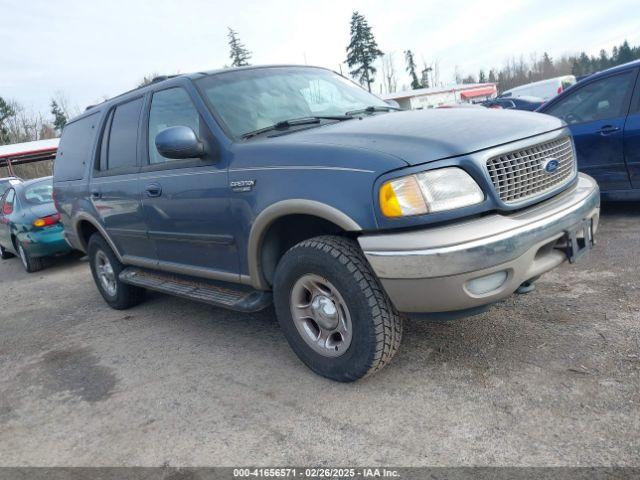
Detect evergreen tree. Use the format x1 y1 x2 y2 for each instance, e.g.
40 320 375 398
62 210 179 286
617 40 634 64
598 49 609 70
50 100 67 132
541 52 555 78
474 39 639 95
345 11 383 92
572 52 592 76
478 69 486 83
0 96 16 145
228 27 252 67
404 50 421 89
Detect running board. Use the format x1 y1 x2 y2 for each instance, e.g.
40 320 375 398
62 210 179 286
118 267 272 312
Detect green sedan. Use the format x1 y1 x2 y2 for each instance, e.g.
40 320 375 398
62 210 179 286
0 176 73 272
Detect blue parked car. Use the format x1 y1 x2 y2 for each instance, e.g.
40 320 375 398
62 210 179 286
538 60 640 200
54 66 599 381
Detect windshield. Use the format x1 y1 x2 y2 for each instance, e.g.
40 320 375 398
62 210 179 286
196 67 389 138
23 179 53 205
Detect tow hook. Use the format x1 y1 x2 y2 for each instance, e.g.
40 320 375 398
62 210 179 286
516 280 536 294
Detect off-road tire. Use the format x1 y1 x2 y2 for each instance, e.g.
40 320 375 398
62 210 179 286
88 233 145 310
273 235 402 382
0 244 14 260
17 242 44 273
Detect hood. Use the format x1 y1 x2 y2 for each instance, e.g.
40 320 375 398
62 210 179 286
276 108 565 166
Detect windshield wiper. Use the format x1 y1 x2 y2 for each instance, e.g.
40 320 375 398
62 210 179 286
241 115 353 139
345 105 401 116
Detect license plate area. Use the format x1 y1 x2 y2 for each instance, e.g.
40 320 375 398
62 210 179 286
561 218 595 263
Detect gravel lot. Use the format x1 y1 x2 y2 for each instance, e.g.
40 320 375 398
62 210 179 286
0 203 638 467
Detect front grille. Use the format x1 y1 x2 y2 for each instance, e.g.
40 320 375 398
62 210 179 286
486 136 576 205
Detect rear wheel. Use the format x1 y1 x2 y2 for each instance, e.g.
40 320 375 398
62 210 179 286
17 243 44 273
88 234 145 310
273 235 402 382
0 244 14 260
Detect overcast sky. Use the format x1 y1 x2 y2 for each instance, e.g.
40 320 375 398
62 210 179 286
1 0 638 117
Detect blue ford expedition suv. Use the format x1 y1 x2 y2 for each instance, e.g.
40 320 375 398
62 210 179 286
53 66 600 381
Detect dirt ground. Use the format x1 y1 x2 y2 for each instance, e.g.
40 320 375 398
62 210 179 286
0 203 638 466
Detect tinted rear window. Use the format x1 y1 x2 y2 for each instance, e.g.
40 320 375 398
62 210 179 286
54 112 100 181
106 97 143 170
23 180 53 205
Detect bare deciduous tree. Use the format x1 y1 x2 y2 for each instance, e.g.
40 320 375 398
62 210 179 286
380 53 397 94
0 99 55 145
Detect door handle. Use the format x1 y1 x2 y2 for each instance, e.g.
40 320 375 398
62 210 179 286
145 183 162 197
91 190 102 199
599 125 620 135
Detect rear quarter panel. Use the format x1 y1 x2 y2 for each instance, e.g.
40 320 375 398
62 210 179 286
53 109 105 250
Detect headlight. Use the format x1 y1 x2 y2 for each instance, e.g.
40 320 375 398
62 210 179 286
379 167 484 217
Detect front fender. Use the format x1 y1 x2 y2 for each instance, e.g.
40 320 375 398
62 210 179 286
247 199 362 289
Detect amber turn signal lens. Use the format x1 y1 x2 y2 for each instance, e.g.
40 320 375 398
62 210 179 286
32 213 61 228
379 176 427 217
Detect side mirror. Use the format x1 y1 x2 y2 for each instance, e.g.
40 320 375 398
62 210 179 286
155 126 205 159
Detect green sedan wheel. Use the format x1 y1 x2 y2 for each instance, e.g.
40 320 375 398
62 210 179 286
17 242 44 273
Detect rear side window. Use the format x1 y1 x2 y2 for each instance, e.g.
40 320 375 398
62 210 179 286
23 180 53 205
2 188 15 215
148 88 200 164
54 112 100 181
100 97 143 171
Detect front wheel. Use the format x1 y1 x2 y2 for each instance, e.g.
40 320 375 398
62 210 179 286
88 234 145 310
273 236 403 382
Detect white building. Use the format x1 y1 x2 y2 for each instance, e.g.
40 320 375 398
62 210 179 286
382 83 497 110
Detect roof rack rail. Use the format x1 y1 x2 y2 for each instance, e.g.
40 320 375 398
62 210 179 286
80 74 181 113
151 75 178 83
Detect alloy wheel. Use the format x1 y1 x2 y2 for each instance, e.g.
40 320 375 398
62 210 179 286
289 273 353 357
95 250 117 296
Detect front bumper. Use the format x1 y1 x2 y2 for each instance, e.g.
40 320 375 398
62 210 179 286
359 174 600 313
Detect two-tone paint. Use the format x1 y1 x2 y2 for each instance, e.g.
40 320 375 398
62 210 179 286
54 66 578 296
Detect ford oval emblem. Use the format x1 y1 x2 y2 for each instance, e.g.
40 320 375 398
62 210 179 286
543 158 559 174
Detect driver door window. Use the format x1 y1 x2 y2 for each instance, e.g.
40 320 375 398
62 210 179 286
546 72 635 124
148 88 200 165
